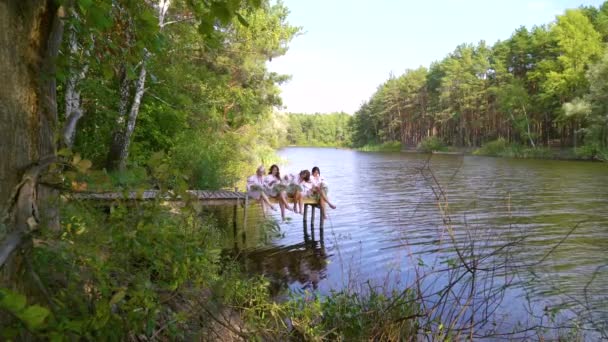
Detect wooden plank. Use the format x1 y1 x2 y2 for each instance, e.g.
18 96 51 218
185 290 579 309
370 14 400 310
72 189 246 202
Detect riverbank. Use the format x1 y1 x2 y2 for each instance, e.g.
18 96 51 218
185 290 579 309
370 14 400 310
333 138 608 162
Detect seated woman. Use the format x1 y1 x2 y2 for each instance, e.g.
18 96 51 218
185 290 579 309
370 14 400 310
246 166 276 212
282 172 302 214
265 164 293 221
311 166 336 219
297 170 315 214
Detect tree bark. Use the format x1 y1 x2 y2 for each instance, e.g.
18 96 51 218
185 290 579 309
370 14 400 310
106 0 171 171
1 0 58 225
0 0 61 302
63 20 89 148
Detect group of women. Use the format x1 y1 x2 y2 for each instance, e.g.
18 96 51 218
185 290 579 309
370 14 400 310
246 164 336 221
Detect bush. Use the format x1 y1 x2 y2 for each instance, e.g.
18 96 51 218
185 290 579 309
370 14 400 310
8 198 225 340
473 138 509 156
170 126 282 190
358 141 402 152
417 136 446 153
576 144 608 161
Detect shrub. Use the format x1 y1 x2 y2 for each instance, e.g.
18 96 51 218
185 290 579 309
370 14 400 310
417 136 446 153
358 141 402 152
473 138 509 156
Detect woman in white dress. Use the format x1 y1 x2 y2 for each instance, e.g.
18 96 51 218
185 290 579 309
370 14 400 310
265 164 292 221
282 172 302 214
246 166 276 212
297 170 315 214
311 166 336 220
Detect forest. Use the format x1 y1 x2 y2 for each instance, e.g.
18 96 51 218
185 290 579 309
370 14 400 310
283 112 352 146
1 0 607 340
348 3 608 160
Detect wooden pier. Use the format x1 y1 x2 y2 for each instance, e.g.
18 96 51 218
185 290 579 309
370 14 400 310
74 189 326 227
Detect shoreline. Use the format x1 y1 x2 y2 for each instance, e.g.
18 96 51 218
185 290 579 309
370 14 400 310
282 145 606 162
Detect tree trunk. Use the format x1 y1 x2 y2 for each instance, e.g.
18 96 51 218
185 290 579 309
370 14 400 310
106 0 171 171
63 21 89 148
0 0 61 300
118 62 147 170
0 0 59 222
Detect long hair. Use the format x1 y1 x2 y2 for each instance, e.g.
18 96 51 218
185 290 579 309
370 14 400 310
300 169 311 182
269 164 280 179
312 166 320 176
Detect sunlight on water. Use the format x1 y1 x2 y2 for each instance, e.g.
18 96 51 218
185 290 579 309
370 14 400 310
216 147 608 336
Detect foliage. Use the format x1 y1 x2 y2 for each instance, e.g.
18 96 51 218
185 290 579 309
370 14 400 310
417 136 446 152
350 3 608 159
474 138 555 159
284 112 353 147
358 141 402 152
473 138 510 156
170 124 282 190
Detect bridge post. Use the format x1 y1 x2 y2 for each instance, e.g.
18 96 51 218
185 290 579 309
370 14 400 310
243 192 249 230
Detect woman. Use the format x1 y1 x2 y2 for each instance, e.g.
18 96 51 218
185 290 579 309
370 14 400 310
283 172 302 214
246 166 276 212
266 164 293 221
297 170 315 214
311 166 336 219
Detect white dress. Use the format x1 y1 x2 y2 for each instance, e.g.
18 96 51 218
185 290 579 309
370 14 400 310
246 175 266 200
312 175 329 193
299 180 315 198
282 174 300 196
264 175 282 197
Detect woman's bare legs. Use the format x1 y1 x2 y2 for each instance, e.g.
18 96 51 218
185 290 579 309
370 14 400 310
292 192 301 213
319 189 336 209
298 194 305 214
319 198 328 219
279 191 293 212
278 201 285 221
260 193 276 211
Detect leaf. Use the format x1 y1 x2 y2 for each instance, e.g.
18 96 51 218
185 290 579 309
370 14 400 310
72 153 82 166
0 289 27 313
210 2 233 25
248 0 262 8
57 148 73 158
198 18 214 36
77 159 93 173
26 217 39 231
78 0 93 11
17 305 50 330
236 13 250 27
109 290 126 306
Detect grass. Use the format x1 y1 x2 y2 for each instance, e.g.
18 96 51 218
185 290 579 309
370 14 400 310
417 136 447 153
473 138 608 161
357 141 402 152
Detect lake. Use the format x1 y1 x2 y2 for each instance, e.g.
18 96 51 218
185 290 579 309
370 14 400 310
220 147 608 338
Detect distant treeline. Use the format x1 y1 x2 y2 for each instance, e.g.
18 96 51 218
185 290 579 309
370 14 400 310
350 3 608 158
284 112 353 146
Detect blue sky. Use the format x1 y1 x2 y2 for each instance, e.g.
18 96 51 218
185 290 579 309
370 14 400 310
267 0 605 114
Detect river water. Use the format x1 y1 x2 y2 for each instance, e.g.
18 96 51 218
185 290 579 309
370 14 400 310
220 147 608 337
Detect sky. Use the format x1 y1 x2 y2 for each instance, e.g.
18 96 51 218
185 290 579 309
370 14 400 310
267 0 605 114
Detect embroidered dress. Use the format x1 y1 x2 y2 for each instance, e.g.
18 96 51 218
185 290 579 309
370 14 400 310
246 175 266 200
283 174 301 197
312 175 329 194
264 175 283 197
299 180 315 198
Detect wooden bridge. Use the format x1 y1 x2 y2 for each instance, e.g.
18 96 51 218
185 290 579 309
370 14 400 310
74 189 325 226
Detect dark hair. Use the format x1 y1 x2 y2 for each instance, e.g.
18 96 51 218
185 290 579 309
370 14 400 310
312 166 320 175
269 164 280 179
301 169 311 182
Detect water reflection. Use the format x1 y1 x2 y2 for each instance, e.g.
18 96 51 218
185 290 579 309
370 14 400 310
205 148 608 337
208 204 330 292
